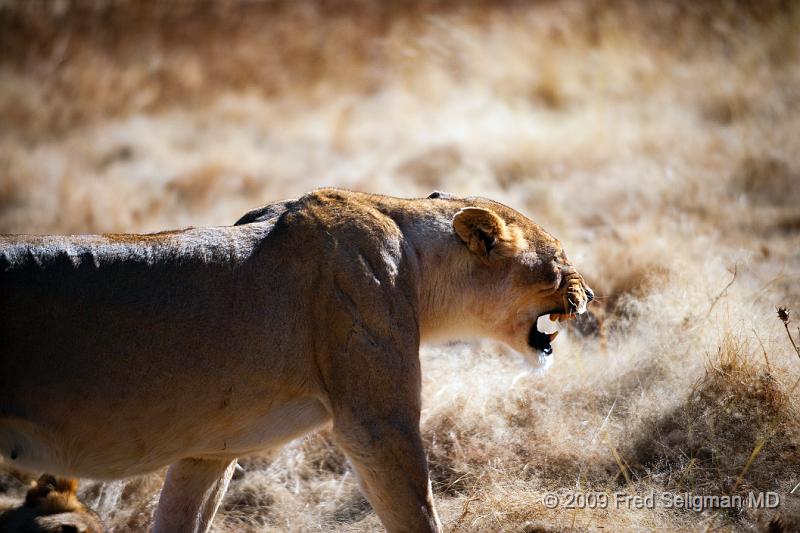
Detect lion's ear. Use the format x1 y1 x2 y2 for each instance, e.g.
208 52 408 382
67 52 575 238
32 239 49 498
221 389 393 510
453 207 522 262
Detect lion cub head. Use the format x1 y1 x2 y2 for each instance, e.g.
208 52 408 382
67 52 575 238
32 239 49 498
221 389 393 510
0 474 105 533
444 196 593 367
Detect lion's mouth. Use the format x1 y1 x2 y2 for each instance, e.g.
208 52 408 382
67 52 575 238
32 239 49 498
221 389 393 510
528 312 573 355
528 315 559 356
528 322 556 355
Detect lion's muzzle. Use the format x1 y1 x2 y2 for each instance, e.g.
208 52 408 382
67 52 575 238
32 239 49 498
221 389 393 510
528 277 593 357
565 277 592 316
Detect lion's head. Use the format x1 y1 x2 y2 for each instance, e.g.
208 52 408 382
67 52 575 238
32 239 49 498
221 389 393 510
0 474 105 532
446 198 593 367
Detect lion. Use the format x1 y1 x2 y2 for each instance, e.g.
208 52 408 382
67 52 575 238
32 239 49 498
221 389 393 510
0 474 105 532
0 188 593 532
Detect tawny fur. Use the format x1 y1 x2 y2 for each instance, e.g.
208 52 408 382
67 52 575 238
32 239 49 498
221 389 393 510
23 475 82 514
0 474 105 532
0 189 591 533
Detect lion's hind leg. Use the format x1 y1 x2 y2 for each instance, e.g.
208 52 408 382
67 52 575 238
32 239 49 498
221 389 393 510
152 457 237 533
0 419 65 474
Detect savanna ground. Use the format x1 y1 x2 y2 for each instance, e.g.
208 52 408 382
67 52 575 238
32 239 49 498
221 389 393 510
1 1 799 531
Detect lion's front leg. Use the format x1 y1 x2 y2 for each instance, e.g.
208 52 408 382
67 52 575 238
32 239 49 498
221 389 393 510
152 457 237 533
322 326 442 533
333 413 442 533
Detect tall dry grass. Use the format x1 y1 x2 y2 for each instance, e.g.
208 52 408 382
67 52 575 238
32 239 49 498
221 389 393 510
1 1 799 531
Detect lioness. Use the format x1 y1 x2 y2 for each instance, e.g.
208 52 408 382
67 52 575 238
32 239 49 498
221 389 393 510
1 189 593 532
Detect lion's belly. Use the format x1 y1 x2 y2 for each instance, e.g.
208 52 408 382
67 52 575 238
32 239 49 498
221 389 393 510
194 397 332 459
0 397 331 479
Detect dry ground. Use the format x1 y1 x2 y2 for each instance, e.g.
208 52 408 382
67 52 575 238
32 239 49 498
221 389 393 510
1 1 799 531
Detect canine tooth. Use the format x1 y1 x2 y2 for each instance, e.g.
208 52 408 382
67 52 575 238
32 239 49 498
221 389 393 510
548 331 559 341
550 313 559 322
537 315 558 334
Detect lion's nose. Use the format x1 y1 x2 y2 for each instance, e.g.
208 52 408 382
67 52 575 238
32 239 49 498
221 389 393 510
585 286 594 302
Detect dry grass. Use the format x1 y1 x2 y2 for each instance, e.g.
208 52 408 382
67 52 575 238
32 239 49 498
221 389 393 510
1 1 799 531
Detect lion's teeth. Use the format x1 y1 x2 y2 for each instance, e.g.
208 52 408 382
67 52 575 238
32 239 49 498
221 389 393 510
548 331 559 342
537 315 559 334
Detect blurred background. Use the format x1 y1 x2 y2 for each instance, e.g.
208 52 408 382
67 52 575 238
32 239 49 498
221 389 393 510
1 1 799 531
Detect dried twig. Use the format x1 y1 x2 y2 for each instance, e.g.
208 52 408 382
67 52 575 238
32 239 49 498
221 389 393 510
609 445 631 485
707 265 737 315
732 436 767 493
752 328 770 371
777 307 800 361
